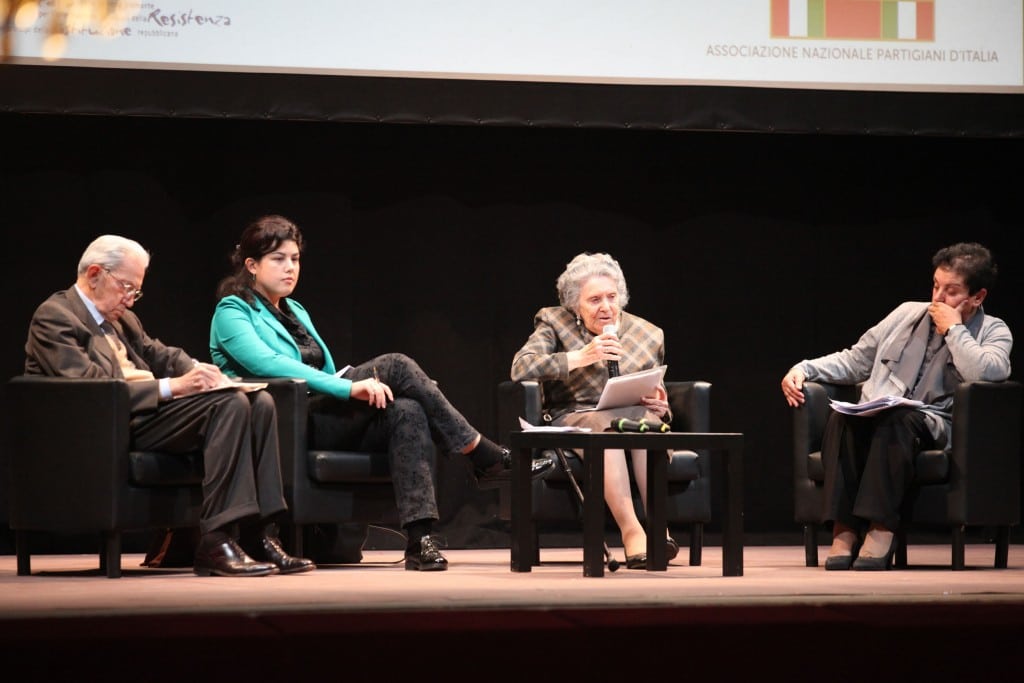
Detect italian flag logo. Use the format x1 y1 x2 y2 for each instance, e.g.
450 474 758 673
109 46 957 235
771 0 935 40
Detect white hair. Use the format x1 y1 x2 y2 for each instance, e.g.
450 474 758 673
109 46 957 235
77 235 150 276
555 252 629 313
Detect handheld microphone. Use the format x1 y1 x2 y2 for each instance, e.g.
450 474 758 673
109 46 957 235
602 324 620 378
610 418 670 433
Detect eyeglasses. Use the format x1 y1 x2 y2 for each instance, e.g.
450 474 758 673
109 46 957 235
103 268 144 302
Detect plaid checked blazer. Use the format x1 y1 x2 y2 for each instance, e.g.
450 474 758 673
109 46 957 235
510 306 668 423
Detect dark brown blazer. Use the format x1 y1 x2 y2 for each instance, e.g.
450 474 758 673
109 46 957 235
24 287 194 416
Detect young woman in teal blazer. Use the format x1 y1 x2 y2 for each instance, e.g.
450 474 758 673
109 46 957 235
209 215 553 571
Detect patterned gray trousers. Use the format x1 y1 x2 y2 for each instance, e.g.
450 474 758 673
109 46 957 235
307 352 479 527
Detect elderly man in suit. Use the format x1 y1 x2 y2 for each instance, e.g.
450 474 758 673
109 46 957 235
24 234 313 576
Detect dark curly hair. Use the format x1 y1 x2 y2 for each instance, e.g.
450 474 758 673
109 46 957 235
932 242 998 294
216 215 305 304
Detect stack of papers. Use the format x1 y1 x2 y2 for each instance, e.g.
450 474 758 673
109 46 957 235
518 418 591 432
178 378 267 399
829 395 924 417
576 365 668 412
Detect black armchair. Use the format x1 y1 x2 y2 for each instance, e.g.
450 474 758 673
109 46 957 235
497 379 712 566
6 376 204 578
261 378 434 558
793 380 1023 570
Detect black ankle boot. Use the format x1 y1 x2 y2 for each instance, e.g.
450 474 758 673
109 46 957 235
404 534 448 572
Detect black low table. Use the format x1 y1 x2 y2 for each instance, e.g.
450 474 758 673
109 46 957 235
509 430 744 577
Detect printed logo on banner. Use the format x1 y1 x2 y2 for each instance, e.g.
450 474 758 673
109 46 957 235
771 0 935 41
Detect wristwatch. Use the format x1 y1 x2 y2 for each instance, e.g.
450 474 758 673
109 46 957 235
945 323 962 336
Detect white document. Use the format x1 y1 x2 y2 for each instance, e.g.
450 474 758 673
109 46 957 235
576 365 668 412
225 380 268 394
829 395 925 417
518 417 591 432
176 377 267 399
334 364 353 378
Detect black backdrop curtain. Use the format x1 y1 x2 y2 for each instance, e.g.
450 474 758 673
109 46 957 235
1 110 1021 551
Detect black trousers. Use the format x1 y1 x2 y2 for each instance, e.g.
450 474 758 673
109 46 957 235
130 389 287 535
822 407 935 532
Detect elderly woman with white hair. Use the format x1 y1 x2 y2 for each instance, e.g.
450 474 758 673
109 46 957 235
510 252 678 569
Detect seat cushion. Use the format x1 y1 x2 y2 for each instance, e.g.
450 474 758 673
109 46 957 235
128 451 204 486
806 449 949 485
914 449 950 484
308 450 392 483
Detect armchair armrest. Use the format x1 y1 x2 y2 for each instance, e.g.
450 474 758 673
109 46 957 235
498 380 541 444
792 381 859 523
947 380 1023 524
665 381 710 432
7 376 133 530
248 378 309 490
794 381 860 459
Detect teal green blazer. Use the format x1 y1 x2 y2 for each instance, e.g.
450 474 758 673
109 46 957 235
210 294 352 400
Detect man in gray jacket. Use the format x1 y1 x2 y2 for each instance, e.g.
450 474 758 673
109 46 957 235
780 242 1012 571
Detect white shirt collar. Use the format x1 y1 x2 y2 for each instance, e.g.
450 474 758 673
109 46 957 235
73 283 106 327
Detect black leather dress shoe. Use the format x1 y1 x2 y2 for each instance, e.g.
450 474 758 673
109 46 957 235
405 534 448 571
625 553 647 570
194 537 278 577
475 448 555 489
250 527 316 575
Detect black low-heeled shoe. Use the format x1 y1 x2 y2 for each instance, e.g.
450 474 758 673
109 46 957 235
625 553 647 570
824 540 862 571
852 536 898 571
474 448 555 489
665 537 679 562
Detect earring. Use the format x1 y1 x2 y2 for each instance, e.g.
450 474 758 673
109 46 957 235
575 314 581 326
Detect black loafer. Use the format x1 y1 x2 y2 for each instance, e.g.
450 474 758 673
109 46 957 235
666 537 680 562
194 537 278 577
625 553 648 570
474 448 555 489
405 534 448 572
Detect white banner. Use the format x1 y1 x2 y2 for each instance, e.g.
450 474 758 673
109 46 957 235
7 1 1022 93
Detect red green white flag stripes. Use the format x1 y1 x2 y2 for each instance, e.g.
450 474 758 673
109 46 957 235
771 0 936 41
